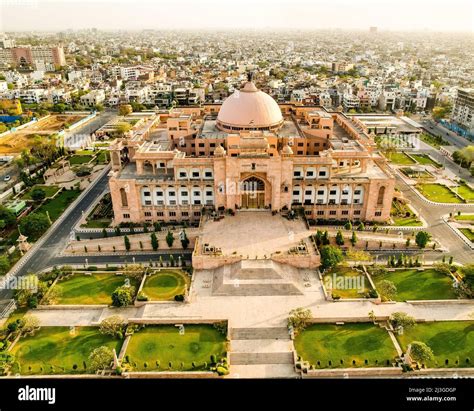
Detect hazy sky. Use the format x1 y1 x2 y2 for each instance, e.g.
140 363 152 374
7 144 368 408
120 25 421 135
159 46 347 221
1 0 473 32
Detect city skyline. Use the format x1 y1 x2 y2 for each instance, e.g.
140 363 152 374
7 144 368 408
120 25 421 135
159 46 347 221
1 0 473 32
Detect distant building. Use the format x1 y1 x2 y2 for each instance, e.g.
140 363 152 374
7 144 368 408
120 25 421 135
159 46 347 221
0 45 66 70
451 88 474 134
80 90 105 107
369 27 378 33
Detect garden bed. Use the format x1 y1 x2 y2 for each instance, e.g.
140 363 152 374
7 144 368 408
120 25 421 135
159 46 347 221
372 268 458 301
141 270 190 301
9 326 123 375
35 189 82 221
416 183 463 203
322 266 375 299
124 324 227 372
396 321 474 368
459 228 474 243
294 323 399 369
21 185 60 200
387 152 416 165
52 272 139 305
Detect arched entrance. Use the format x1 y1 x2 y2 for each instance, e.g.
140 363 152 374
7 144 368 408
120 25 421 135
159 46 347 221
241 176 265 209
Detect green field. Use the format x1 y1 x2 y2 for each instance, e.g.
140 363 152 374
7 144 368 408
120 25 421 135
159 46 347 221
10 326 123 375
400 167 433 180
21 185 60 200
53 272 138 305
456 183 474 202
454 214 474 222
323 266 373 299
416 184 463 203
69 155 93 165
294 323 398 368
125 325 227 371
142 270 190 301
388 152 416 165
459 228 474 242
396 322 474 368
372 269 457 301
410 154 441 168
35 189 81 221
390 200 422 226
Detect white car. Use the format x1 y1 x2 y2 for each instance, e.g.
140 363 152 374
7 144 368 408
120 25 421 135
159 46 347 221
3 175 10 182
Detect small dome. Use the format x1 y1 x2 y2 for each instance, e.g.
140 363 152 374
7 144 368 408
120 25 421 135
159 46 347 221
214 144 226 156
282 144 293 155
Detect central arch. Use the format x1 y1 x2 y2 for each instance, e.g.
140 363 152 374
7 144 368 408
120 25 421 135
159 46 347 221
240 176 266 209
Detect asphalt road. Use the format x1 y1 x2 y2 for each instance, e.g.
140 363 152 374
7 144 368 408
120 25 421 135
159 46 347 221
420 119 472 149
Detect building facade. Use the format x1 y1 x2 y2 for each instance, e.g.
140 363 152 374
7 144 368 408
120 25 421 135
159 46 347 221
109 78 395 225
451 88 474 134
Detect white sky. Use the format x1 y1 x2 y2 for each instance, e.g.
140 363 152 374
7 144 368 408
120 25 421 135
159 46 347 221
0 0 473 32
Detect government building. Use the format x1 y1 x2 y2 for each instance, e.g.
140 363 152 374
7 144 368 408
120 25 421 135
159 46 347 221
108 76 395 225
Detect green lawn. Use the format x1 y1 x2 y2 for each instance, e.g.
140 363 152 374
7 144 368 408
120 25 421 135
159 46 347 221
81 219 112 228
456 183 474 202
295 323 398 368
125 325 227 371
388 152 416 165
416 183 463 203
454 214 474 222
95 151 109 164
391 200 422 226
323 266 373 299
396 321 474 368
53 273 138 305
21 185 60 200
35 189 81 221
142 270 190 301
410 154 441 168
400 167 433 180
10 326 123 375
69 155 93 165
373 269 457 301
459 228 474 242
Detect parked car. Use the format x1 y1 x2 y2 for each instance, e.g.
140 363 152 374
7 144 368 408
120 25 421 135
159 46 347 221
3 175 10 182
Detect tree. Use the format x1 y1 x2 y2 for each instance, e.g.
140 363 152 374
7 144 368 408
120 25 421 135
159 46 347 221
344 221 352 230
118 104 133 116
335 230 344 246
102 228 108 238
378 280 397 302
22 315 40 334
99 316 126 338
19 213 51 240
409 341 434 364
415 231 431 249
30 187 46 202
124 235 131 251
111 285 135 307
115 122 131 137
166 230 174 247
0 255 10 275
459 264 474 298
350 231 357 247
0 206 16 228
322 230 330 245
319 245 344 270
89 346 114 372
150 232 158 251
390 312 415 329
13 274 38 306
288 307 312 335
180 230 189 249
124 264 144 281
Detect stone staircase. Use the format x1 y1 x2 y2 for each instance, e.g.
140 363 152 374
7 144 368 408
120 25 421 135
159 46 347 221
228 327 298 378
211 260 303 296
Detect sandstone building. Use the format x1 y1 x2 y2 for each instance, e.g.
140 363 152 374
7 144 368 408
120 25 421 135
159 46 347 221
109 76 395 225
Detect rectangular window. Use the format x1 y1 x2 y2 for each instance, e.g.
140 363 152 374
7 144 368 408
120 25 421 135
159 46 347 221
144 211 152 217
144 192 151 196
181 212 189 217
317 210 324 216
317 190 324 195
305 190 312 195
354 210 361 215
169 192 176 196
293 190 300 196
123 213 130 219
354 190 361 195
205 171 213 178
206 191 213 196
169 211 176 217
157 212 164 217
305 210 312 215
319 171 326 176
375 211 382 217
194 211 201 217
329 190 337 195
341 210 349 215
293 171 301 177
192 172 199 178
179 172 187 178
306 171 314 176
329 210 337 216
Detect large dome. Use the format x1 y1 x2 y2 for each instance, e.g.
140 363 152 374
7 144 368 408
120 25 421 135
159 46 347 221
216 81 283 132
